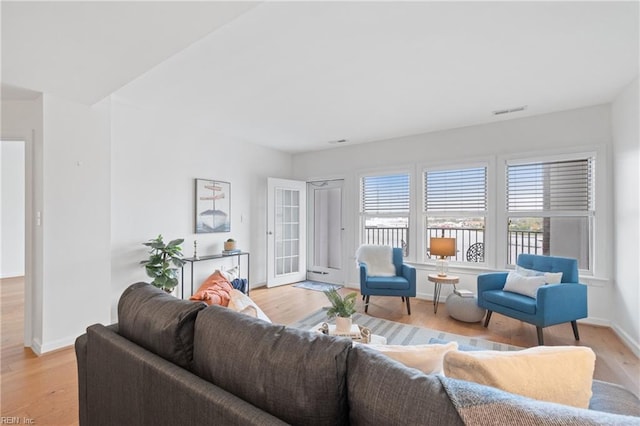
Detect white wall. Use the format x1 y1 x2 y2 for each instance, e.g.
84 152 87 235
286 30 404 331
110 99 292 320
293 105 617 335
38 94 112 353
611 77 640 353
1 140 25 278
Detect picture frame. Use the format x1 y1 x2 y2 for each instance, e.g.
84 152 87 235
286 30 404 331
195 179 231 233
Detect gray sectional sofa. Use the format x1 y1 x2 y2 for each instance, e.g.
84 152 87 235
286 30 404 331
75 283 640 425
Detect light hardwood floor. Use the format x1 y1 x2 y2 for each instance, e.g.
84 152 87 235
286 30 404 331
1 277 638 425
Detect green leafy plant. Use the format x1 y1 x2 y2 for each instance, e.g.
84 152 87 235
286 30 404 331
324 288 357 318
140 235 185 292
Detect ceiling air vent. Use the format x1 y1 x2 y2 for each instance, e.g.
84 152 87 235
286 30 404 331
493 105 528 116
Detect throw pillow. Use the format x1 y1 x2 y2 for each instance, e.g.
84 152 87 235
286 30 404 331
189 270 233 306
443 346 596 409
364 341 458 374
227 289 272 323
516 265 563 284
503 271 547 298
219 265 240 282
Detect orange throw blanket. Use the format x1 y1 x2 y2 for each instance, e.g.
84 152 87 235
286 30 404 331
189 270 233 306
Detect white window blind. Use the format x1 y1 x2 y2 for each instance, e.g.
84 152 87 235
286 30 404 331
507 158 594 213
361 173 410 214
425 167 487 212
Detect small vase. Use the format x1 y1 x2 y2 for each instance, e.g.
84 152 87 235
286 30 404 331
335 316 352 333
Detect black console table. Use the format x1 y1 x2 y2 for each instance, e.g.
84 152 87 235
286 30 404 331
181 252 250 298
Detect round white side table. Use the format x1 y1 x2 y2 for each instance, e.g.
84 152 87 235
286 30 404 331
428 274 459 314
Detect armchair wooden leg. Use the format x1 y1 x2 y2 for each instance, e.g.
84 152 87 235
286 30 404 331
406 297 411 315
401 297 405 302
536 327 544 346
483 310 492 327
571 320 580 341
364 295 370 313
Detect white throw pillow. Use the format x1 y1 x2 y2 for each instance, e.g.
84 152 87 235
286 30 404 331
444 346 596 409
218 265 240 282
516 265 563 284
365 342 458 374
227 289 271 323
503 271 547 298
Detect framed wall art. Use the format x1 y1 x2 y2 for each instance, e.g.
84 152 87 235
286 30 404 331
195 179 231 233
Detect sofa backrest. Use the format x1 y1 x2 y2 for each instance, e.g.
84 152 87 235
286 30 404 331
117 282 206 370
517 254 579 283
347 344 464 425
192 305 352 426
392 247 404 275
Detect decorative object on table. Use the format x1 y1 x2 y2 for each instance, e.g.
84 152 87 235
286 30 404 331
140 235 185 293
195 178 231 233
430 237 456 276
223 238 239 254
317 322 372 343
193 240 199 260
323 288 357 333
356 245 416 315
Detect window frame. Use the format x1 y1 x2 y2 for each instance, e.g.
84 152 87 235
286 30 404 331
359 168 413 258
420 159 493 269
499 150 597 273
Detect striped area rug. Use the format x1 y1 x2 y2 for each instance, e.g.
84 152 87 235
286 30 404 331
289 308 522 351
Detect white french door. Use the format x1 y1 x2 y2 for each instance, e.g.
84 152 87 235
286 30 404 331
267 178 307 287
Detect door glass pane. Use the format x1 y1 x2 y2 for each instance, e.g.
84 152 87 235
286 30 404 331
275 188 301 277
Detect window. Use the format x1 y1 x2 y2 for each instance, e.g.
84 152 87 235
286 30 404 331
506 156 594 270
360 173 410 255
424 166 487 263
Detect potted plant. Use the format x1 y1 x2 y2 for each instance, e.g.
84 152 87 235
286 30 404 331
224 238 237 251
324 288 357 333
140 235 185 293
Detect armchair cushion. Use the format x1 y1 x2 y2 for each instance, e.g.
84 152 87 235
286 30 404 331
365 275 411 290
483 290 537 314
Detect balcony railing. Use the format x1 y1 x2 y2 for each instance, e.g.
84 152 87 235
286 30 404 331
363 227 408 256
364 226 544 263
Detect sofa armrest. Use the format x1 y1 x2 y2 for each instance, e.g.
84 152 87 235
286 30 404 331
537 283 588 323
477 272 508 294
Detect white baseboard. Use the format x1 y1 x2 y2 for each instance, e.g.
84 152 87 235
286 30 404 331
611 322 640 358
38 335 76 354
30 337 43 356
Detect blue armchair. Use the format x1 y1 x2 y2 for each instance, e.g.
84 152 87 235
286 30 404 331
477 254 587 345
359 247 416 315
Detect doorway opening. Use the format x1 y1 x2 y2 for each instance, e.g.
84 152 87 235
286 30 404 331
1 139 26 351
307 179 344 285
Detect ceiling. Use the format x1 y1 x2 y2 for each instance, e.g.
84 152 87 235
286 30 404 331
2 1 638 154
